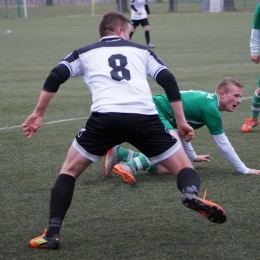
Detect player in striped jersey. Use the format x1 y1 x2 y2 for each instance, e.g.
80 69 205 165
22 11 226 249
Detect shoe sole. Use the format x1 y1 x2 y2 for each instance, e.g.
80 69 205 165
113 165 136 185
183 196 226 224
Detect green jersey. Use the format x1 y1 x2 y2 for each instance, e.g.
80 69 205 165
253 3 260 29
153 91 224 135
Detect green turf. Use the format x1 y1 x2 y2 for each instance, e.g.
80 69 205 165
1 12 260 260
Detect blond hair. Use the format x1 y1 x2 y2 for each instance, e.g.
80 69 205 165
216 77 244 93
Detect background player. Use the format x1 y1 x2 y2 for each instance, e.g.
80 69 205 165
242 3 260 132
130 0 155 48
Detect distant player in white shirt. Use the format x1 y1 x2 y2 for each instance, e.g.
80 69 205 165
130 0 155 48
22 11 226 250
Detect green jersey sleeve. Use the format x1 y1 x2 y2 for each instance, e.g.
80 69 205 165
253 3 260 29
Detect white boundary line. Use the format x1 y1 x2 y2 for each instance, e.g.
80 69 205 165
241 96 252 100
0 95 253 132
0 117 88 131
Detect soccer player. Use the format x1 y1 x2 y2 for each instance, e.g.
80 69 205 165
242 3 260 132
22 11 226 250
130 0 155 48
105 78 260 185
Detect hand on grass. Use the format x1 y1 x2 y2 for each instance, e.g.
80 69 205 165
194 155 210 163
246 169 260 175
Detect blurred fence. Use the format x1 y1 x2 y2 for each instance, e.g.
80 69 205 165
0 0 259 18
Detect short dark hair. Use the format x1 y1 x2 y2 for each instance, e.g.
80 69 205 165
99 11 130 37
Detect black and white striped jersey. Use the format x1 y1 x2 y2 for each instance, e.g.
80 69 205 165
57 36 171 115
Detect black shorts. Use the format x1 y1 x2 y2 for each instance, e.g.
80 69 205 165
131 18 149 28
74 112 179 163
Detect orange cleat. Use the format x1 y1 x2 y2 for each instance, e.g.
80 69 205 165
242 118 258 133
28 229 60 249
113 163 136 185
182 190 226 224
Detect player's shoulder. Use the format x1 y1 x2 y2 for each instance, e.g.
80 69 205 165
180 90 211 97
76 39 151 53
181 90 217 105
75 41 104 54
153 94 168 102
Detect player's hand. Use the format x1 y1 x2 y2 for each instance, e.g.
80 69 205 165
137 10 142 15
22 112 43 138
246 169 260 175
194 155 210 163
147 14 151 19
251 55 260 64
177 123 194 142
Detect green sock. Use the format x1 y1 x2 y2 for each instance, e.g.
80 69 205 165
124 153 155 172
117 146 140 162
251 90 260 119
146 164 159 174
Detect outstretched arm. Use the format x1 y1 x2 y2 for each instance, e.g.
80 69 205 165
212 133 260 175
22 90 55 138
22 63 71 138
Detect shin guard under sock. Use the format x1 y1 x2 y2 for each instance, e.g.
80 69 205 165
46 174 75 238
177 167 200 195
145 31 150 45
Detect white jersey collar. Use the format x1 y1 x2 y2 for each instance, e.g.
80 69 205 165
100 36 121 42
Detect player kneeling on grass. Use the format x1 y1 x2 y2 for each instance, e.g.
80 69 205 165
105 77 260 185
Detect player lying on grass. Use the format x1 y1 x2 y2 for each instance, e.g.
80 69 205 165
105 77 260 185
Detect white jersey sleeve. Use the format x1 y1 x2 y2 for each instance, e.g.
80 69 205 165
250 28 260 56
212 133 249 174
175 129 198 161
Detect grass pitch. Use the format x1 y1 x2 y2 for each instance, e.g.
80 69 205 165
1 11 260 260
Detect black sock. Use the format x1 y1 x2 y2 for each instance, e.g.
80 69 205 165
46 174 75 238
177 167 200 195
145 31 150 45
